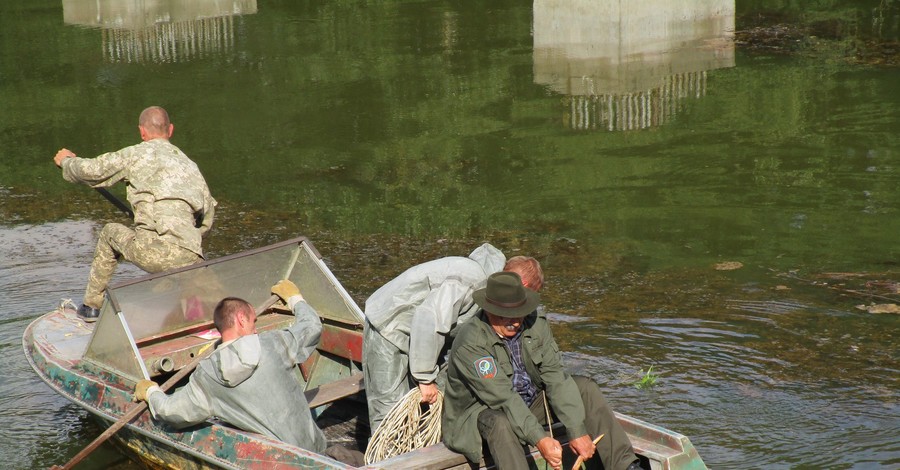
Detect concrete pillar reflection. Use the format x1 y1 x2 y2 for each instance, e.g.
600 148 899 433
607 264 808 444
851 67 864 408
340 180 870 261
62 0 256 63
534 0 735 131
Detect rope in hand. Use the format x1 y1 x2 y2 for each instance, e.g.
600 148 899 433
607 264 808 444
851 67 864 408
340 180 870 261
364 387 443 464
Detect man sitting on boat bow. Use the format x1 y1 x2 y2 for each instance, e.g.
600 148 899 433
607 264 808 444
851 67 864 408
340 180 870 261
133 281 331 454
442 271 643 470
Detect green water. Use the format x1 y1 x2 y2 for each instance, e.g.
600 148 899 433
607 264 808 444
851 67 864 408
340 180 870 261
1 1 898 468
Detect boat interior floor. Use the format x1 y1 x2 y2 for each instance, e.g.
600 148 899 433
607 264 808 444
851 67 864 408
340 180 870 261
318 395 371 453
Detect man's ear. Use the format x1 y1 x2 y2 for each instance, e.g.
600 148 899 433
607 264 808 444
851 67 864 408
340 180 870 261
167 123 174 138
237 311 250 329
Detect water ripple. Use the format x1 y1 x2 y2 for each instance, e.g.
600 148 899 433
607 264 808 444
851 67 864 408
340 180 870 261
557 305 899 469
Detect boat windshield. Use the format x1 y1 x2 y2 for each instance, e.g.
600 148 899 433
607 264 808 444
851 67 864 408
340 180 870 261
81 237 364 382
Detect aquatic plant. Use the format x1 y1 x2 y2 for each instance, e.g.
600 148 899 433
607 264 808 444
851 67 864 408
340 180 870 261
633 366 659 389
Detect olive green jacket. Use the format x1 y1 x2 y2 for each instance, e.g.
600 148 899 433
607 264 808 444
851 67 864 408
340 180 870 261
442 310 587 463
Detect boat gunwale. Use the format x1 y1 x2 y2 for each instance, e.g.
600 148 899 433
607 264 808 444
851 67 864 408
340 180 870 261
108 236 317 291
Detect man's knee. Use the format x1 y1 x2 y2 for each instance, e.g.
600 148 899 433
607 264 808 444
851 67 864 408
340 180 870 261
477 409 528 468
572 375 603 394
99 223 134 243
572 375 613 409
477 409 514 438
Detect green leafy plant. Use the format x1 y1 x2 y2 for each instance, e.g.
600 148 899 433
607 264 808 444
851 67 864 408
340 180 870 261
633 365 659 389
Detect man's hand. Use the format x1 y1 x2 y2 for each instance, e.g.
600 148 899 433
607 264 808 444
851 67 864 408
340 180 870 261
271 279 301 303
133 379 159 402
568 434 596 462
418 382 439 404
53 148 76 167
536 436 563 470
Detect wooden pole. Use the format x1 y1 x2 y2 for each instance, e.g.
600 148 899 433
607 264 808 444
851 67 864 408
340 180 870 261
570 434 604 470
51 294 280 470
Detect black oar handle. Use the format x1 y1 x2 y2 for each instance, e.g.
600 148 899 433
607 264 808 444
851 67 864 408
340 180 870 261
94 187 134 219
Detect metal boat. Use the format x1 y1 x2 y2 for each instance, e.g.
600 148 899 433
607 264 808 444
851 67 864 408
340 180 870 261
24 237 707 469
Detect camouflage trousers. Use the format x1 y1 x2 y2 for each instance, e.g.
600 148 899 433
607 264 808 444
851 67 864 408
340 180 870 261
83 223 202 308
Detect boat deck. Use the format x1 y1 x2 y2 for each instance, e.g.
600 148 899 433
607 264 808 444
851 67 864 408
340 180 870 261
317 397 370 452
31 306 93 363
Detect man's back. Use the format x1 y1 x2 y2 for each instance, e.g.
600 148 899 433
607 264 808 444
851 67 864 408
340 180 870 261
146 301 326 452
61 138 215 255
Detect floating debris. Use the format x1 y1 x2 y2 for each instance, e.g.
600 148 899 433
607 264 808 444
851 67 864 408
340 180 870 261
856 304 900 314
725 299 808 314
714 261 743 271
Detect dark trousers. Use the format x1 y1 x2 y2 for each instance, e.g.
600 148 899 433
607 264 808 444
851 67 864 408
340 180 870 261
476 376 637 470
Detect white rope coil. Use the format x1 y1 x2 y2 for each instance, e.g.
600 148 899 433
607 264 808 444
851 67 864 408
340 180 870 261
364 387 443 464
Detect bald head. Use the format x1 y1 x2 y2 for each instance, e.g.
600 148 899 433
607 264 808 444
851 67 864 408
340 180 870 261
138 106 173 140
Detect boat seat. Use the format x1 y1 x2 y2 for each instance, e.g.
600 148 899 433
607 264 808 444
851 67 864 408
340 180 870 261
303 373 365 409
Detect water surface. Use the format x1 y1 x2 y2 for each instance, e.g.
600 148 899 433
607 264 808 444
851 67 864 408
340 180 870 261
1 0 898 468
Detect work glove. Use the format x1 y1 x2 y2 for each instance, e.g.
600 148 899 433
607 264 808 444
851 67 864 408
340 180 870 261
133 379 159 402
271 279 301 302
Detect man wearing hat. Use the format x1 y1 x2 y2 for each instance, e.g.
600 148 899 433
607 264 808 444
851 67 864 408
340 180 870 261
442 271 642 470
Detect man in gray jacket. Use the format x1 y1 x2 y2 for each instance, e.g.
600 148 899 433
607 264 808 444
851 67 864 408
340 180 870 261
53 106 216 322
362 243 506 433
133 280 326 452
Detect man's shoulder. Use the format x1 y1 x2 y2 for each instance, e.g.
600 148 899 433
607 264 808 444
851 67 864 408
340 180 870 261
454 315 492 345
145 139 192 159
523 312 554 337
412 256 483 278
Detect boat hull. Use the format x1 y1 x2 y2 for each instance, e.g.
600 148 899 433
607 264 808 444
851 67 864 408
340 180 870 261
26 308 706 470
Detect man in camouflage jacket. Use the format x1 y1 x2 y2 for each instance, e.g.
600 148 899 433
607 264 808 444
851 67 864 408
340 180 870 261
53 106 216 321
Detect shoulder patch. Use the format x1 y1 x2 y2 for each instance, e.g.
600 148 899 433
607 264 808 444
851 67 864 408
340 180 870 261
474 356 497 379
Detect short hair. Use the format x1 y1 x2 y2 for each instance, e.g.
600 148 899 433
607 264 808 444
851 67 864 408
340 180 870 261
504 256 544 291
213 297 254 333
138 106 171 136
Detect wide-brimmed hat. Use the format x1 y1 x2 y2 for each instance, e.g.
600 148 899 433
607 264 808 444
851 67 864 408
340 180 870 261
473 272 540 318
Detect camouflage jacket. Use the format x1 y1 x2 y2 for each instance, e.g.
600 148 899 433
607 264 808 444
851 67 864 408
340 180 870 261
61 138 216 256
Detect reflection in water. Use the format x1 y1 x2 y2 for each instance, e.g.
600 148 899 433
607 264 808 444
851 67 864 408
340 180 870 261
533 0 735 131
62 0 257 63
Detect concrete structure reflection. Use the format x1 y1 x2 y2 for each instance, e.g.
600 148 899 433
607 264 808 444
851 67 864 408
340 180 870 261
62 0 257 63
533 0 734 131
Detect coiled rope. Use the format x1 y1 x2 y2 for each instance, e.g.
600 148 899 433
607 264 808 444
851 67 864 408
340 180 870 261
364 387 443 464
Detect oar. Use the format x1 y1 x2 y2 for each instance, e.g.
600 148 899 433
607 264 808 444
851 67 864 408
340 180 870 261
570 434 604 470
51 294 280 470
94 187 134 219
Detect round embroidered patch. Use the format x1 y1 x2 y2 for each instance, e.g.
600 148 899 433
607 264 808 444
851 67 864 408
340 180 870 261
475 356 496 378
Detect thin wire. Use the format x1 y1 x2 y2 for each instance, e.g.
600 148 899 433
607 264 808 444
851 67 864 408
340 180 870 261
543 390 552 470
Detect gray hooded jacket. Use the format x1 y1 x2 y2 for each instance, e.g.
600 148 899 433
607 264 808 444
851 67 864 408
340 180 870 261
146 298 326 452
364 243 506 383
